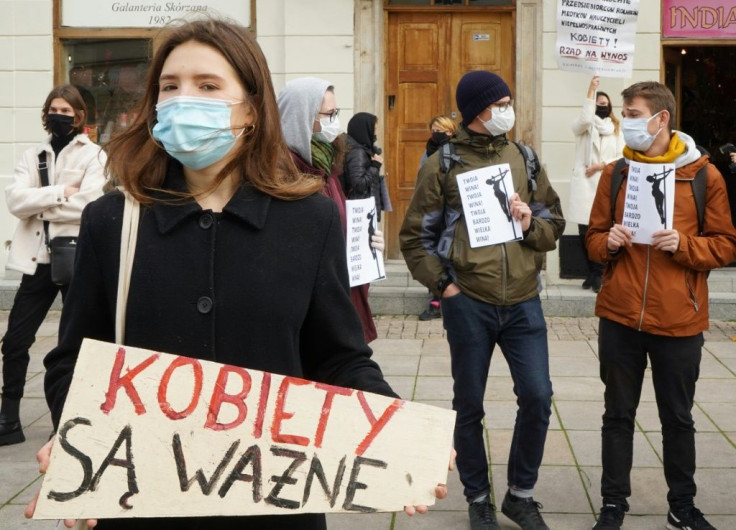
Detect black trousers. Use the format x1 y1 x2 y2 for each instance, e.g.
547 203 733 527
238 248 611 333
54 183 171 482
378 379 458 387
598 318 702 511
1 265 66 400
578 224 604 278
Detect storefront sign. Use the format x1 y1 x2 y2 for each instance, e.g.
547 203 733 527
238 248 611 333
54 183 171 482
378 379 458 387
34 339 455 520
555 0 640 78
663 0 736 39
61 1 250 28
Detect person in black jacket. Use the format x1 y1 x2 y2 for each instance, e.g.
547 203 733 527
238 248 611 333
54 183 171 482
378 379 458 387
418 115 457 321
343 112 391 220
25 18 447 530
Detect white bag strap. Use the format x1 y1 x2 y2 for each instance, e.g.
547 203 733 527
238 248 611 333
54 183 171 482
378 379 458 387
115 190 140 344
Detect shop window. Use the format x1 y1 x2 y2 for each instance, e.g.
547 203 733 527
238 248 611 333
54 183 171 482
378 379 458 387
63 39 150 144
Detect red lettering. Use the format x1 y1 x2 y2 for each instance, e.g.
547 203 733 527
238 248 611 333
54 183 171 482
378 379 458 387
205 365 252 431
355 392 403 456
253 372 271 439
313 383 353 448
271 376 310 447
158 356 203 420
100 347 160 415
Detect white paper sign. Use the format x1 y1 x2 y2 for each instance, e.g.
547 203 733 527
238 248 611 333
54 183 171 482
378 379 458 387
346 198 386 287
456 164 523 248
622 161 675 244
555 0 640 77
35 339 455 520
62 1 250 28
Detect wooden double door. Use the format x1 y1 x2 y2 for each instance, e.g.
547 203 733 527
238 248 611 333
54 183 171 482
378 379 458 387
384 10 515 258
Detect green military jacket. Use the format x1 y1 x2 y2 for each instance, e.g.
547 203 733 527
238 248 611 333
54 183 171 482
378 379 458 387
400 127 565 306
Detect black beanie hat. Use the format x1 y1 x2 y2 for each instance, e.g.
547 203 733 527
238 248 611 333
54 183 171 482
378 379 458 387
456 71 512 126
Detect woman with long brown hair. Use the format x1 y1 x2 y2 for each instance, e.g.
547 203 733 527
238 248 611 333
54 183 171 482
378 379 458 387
24 18 446 530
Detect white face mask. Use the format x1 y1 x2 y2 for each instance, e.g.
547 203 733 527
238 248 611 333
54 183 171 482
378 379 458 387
481 106 515 136
313 116 341 144
622 111 663 152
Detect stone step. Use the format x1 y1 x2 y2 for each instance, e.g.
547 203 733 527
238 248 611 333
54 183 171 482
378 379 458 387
369 261 736 318
2 265 735 318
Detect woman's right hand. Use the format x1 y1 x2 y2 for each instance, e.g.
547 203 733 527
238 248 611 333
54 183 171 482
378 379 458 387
587 75 600 99
371 153 383 164
24 436 98 528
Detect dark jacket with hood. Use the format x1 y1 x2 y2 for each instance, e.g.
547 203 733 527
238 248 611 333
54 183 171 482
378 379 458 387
343 113 384 219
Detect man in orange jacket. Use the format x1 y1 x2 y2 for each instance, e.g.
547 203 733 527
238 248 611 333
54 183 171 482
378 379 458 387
586 81 736 530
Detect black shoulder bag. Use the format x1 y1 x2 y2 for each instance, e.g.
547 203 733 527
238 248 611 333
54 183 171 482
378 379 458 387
38 151 77 285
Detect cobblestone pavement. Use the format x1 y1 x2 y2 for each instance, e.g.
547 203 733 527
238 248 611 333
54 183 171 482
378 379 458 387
376 314 736 342
1 311 735 529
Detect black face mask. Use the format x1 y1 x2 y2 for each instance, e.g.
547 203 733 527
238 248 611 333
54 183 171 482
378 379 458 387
46 114 75 137
595 105 610 119
431 131 448 144
426 131 450 157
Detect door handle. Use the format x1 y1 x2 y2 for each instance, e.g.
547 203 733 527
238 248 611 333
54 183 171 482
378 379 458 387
388 95 395 110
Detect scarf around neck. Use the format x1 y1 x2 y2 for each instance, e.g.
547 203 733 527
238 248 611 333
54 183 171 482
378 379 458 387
623 132 686 165
593 116 615 136
310 137 335 175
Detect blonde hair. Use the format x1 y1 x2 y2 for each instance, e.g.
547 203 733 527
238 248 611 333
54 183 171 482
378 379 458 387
429 115 457 134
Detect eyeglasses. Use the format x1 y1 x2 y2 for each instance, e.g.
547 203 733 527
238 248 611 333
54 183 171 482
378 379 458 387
487 100 514 114
317 108 340 123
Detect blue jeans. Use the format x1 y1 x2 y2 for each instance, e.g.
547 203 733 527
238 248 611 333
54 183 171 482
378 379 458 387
442 293 552 501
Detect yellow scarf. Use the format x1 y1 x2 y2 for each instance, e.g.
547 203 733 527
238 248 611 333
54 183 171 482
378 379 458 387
623 132 686 164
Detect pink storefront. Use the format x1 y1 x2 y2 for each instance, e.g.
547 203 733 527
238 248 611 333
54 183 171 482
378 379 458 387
661 0 736 224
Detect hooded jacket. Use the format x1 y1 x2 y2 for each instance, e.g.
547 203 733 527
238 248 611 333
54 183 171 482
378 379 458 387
586 131 736 336
400 127 565 305
277 77 332 165
343 113 384 218
277 78 378 343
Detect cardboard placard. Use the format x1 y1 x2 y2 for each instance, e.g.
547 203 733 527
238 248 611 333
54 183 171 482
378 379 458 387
555 0 640 78
35 340 455 520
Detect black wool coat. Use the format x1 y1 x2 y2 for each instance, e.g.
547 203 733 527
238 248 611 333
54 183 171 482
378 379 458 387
43 167 396 530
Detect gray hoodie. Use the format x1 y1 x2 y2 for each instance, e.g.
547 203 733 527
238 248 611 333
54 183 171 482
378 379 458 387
277 77 332 165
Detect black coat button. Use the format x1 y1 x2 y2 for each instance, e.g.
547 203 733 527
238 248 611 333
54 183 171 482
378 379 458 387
199 213 214 229
196 296 213 314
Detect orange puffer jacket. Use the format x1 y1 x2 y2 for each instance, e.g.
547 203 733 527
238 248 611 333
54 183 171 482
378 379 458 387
586 154 736 336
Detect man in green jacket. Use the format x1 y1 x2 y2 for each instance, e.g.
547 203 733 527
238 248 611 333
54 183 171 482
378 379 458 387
400 71 565 530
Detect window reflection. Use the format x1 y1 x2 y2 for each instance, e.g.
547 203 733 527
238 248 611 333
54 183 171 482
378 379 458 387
64 39 150 144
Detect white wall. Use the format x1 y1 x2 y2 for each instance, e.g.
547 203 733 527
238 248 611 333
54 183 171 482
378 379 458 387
0 0 53 277
540 0 662 239
256 0 356 124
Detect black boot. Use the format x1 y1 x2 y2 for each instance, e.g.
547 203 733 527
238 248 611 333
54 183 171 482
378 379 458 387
0 398 25 446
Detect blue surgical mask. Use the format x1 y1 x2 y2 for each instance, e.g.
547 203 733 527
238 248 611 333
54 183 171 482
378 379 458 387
622 111 663 152
152 96 244 170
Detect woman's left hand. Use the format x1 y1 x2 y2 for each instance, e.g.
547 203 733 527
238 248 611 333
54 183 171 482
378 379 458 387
370 230 385 252
585 163 602 178
403 449 456 516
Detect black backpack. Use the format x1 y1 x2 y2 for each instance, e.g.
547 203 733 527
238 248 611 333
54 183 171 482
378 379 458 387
609 154 707 235
438 140 539 192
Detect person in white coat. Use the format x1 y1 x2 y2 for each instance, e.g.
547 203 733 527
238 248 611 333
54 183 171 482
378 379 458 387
569 76 624 292
0 85 106 445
